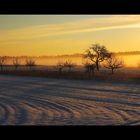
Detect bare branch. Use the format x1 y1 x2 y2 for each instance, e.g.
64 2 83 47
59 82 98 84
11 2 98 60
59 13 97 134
13 57 20 70
25 58 36 70
104 55 124 74
55 61 65 74
64 60 76 72
84 43 110 71
0 56 7 71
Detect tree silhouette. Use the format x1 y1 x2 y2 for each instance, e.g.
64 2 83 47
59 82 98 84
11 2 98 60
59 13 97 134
13 57 20 71
25 58 36 71
56 61 65 75
0 56 6 71
83 61 96 78
104 55 124 74
85 44 111 71
64 60 76 72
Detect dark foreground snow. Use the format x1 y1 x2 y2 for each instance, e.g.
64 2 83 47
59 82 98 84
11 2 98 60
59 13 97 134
0 75 140 125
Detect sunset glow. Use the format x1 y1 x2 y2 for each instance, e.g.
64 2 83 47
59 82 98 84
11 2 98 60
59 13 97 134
0 15 140 56
0 15 140 67
0 15 140 126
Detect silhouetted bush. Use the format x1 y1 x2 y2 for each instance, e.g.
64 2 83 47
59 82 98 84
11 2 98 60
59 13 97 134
83 61 96 78
25 58 36 70
104 55 124 74
13 57 20 71
55 61 65 75
0 56 7 71
64 60 76 72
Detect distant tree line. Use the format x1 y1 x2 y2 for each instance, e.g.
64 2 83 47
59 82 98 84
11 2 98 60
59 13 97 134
0 57 36 71
54 43 125 77
0 43 140 79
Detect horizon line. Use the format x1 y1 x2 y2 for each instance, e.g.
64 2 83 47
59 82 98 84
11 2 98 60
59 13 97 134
0 51 140 57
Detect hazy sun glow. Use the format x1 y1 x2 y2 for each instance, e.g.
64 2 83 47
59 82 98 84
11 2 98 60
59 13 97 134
0 15 140 66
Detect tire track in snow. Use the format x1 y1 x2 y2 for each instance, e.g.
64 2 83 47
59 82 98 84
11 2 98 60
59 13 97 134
0 75 140 125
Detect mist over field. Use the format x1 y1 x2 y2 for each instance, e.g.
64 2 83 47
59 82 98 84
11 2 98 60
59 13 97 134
0 52 139 125
0 15 140 125
4 53 140 67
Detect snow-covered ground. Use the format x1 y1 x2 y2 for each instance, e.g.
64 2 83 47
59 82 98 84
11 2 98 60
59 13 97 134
0 75 140 125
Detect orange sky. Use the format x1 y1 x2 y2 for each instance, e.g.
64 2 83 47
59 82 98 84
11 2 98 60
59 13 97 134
0 15 140 56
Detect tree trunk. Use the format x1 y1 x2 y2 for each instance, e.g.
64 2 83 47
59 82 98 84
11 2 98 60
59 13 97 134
96 61 99 71
111 68 114 74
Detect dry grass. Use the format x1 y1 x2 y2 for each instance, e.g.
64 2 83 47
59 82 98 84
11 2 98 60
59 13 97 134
0 65 140 83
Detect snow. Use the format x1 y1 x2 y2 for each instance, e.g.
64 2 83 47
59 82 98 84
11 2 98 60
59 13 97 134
0 75 140 125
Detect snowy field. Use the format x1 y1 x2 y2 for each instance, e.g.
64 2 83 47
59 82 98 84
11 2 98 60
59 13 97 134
0 75 140 125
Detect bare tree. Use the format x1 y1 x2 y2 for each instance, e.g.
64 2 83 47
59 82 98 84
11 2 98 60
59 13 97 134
104 55 124 74
25 58 36 70
0 56 6 71
85 44 111 71
83 61 96 78
56 61 65 75
64 60 76 72
13 57 20 71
